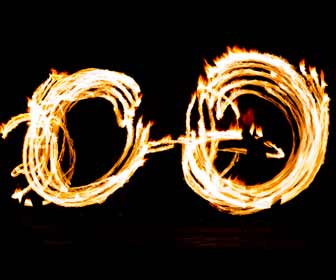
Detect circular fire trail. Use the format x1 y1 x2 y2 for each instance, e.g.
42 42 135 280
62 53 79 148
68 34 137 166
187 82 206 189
181 47 330 215
0 68 173 207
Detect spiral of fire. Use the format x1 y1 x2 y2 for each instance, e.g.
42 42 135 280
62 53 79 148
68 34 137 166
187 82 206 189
0 68 173 207
181 47 330 215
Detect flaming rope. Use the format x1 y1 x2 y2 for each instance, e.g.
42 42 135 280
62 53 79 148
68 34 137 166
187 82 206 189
181 47 330 215
0 68 173 207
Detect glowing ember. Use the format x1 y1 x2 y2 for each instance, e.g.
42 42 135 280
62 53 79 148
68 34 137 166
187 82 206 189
181 47 330 215
0 68 173 207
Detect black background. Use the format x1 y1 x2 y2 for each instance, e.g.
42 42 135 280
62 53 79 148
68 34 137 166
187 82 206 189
1 3 335 256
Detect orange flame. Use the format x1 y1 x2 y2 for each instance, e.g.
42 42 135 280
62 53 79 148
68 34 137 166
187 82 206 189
0 48 330 215
1 68 174 207
50 68 68 78
241 108 255 128
181 47 329 215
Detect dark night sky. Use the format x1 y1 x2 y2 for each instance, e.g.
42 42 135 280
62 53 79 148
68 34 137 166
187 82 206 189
1 4 335 253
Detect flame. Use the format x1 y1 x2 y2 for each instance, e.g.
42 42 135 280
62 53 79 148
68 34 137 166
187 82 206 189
50 68 68 78
181 47 329 215
241 108 255 128
229 175 246 185
0 47 329 215
1 68 174 207
11 188 27 204
239 108 263 138
255 125 263 138
239 108 263 139
24 199 33 207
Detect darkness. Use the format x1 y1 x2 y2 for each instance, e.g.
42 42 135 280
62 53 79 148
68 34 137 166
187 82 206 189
1 4 335 258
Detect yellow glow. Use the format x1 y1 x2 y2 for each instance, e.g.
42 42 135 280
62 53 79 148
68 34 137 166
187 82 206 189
181 47 330 215
1 68 174 207
0 48 329 215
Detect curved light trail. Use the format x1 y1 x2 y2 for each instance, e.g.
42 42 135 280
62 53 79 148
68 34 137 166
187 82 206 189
0 68 173 207
181 47 330 215
0 47 330 214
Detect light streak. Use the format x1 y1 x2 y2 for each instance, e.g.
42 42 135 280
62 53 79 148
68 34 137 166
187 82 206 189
0 68 173 207
181 47 330 215
0 47 330 215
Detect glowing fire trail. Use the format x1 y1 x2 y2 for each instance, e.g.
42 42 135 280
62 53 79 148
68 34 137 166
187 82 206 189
181 47 330 215
0 48 330 214
0 68 174 207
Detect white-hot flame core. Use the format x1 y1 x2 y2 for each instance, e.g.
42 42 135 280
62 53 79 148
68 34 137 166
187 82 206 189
0 48 329 215
181 47 330 215
1 68 173 207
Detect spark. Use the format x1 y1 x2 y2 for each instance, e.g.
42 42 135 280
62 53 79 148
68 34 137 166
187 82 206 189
181 46 330 215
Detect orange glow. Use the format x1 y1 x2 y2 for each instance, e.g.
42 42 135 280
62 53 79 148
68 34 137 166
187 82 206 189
181 47 330 215
0 68 174 207
0 48 329 215
241 108 255 127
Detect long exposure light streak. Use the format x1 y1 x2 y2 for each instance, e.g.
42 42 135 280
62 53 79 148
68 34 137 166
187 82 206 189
181 47 330 215
0 47 330 215
0 68 173 207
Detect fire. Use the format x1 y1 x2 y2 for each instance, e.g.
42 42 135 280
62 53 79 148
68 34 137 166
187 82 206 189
11 188 28 204
239 108 264 138
0 47 329 215
0 68 174 207
241 108 255 127
181 47 330 215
